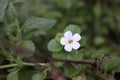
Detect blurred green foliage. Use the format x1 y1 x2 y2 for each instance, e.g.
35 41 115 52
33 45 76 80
0 0 120 80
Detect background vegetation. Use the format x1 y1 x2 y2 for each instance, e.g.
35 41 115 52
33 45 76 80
0 0 120 80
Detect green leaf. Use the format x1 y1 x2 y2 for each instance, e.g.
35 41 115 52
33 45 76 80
94 36 105 46
67 52 83 60
32 73 41 80
64 24 81 34
47 39 62 52
79 37 86 47
93 3 101 17
7 2 18 19
53 51 68 59
0 0 9 21
101 55 120 73
19 70 35 80
45 11 62 18
22 17 56 36
21 40 35 57
86 75 95 80
54 62 64 67
64 64 80 78
55 33 63 42
12 0 25 3
7 70 19 80
32 70 47 80
32 73 47 80
55 0 73 9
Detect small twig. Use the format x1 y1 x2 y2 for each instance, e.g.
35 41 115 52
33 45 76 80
53 58 94 65
0 62 48 69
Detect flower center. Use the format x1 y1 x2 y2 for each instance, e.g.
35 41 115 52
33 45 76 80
68 39 73 44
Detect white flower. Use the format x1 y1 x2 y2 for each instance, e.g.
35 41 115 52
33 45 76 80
60 31 81 52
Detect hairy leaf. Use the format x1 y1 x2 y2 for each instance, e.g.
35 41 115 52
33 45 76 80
21 40 35 57
7 2 18 19
0 0 9 21
64 24 81 34
32 72 47 80
22 17 56 36
7 70 19 80
48 39 62 52
55 33 63 42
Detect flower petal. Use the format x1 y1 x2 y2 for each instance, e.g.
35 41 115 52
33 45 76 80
64 44 72 52
72 42 80 50
60 37 67 45
64 31 72 38
73 33 81 41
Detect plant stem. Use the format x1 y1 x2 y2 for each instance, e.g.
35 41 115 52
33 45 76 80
0 58 94 69
15 19 22 42
0 62 48 69
53 58 94 65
